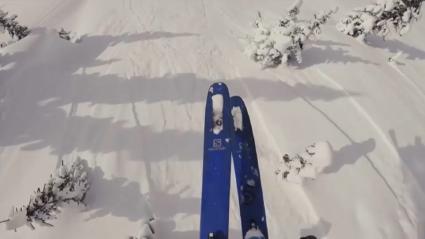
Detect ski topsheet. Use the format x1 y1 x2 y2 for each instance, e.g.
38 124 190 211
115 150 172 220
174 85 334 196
200 83 233 239
231 96 268 239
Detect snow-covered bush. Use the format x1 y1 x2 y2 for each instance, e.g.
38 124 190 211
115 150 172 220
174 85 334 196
57 28 83 43
337 0 424 41
1 157 89 231
58 28 71 41
275 142 332 184
0 9 30 40
245 0 337 67
58 28 83 43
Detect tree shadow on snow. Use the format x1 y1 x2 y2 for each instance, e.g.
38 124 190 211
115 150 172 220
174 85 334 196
0 28 201 161
388 129 425 238
83 166 200 222
0 27 362 164
84 166 152 221
0 71 362 107
323 138 376 173
0 74 360 161
155 220 239 239
300 218 332 238
367 36 425 61
148 185 200 219
297 40 379 69
389 129 425 192
13 111 204 162
301 99 378 176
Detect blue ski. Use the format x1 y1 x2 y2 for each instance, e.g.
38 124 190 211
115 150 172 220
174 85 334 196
200 83 233 239
231 96 268 239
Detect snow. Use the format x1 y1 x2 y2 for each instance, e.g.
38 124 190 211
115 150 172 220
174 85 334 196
244 227 265 239
131 218 158 239
212 94 224 135
276 142 333 183
0 0 425 239
231 106 243 131
309 142 333 173
5 207 29 231
388 50 404 63
247 179 256 187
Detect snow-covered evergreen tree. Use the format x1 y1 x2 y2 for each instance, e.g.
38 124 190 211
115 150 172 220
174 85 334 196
1 157 89 230
245 0 336 67
0 9 30 40
337 0 424 41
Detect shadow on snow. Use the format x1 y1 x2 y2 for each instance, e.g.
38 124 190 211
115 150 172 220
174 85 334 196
297 40 379 69
0 28 361 160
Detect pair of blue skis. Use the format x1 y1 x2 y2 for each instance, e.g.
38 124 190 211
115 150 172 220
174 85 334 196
200 83 268 239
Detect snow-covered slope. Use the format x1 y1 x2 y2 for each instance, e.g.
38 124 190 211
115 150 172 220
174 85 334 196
1 0 424 238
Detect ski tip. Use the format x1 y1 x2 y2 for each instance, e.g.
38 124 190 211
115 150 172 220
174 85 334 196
230 96 245 108
209 82 229 95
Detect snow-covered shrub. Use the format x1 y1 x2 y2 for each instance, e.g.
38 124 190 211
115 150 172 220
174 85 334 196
275 142 332 184
1 157 90 231
58 28 71 41
245 0 337 67
337 0 424 41
0 9 30 40
57 28 83 43
129 218 158 239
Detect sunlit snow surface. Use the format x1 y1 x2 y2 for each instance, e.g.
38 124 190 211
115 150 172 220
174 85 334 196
0 0 425 239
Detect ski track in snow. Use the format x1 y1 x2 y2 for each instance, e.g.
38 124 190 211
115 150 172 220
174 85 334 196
240 79 321 226
35 0 67 26
314 69 416 231
226 62 321 239
389 63 425 102
186 1 320 236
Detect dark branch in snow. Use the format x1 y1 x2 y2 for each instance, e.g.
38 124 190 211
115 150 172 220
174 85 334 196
129 218 158 239
3 157 90 231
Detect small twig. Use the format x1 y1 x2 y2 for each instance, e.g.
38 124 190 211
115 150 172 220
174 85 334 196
28 222 35 230
42 222 54 227
0 219 10 224
148 218 155 234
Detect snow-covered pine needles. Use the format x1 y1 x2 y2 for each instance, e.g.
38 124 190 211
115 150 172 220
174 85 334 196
0 9 30 42
245 0 337 67
1 157 90 231
337 0 424 41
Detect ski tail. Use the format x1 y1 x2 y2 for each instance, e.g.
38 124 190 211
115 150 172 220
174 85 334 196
200 83 233 239
231 96 268 239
